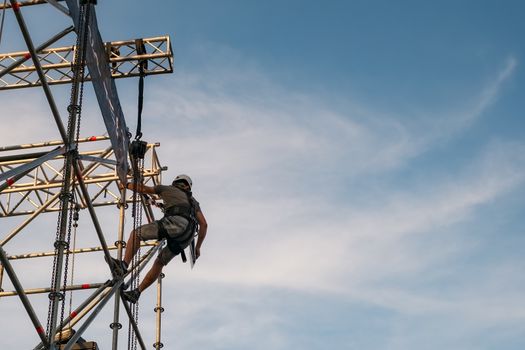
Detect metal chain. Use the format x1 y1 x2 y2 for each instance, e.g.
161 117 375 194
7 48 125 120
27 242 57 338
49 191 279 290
134 157 145 350
58 195 76 341
128 155 145 350
45 1 91 344
45 194 64 340
67 203 80 327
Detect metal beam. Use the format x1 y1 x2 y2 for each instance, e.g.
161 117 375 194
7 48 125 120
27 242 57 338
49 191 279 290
0 136 109 152
0 36 173 90
72 158 116 278
61 243 161 350
8 0 67 141
154 273 165 349
43 0 69 15
0 245 49 347
120 294 148 350
0 1 70 15
0 281 104 297
112 187 128 350
0 141 164 217
0 0 65 9
0 146 65 183
6 241 157 260
33 281 112 350
0 191 61 246
62 279 124 350
0 25 74 80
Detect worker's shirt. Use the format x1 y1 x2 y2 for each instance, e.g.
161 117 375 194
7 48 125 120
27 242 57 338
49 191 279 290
153 185 201 213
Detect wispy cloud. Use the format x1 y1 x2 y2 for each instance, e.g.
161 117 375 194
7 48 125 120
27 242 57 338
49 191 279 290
135 53 525 348
475 56 518 117
145 54 519 190
1 43 522 349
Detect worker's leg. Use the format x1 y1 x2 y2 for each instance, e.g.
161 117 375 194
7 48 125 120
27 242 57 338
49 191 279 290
123 222 159 266
138 246 175 292
123 229 140 266
123 258 165 303
138 258 164 292
123 245 176 303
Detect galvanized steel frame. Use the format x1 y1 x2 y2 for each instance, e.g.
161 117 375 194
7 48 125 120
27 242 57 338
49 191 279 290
0 1 171 349
0 138 164 218
0 35 174 90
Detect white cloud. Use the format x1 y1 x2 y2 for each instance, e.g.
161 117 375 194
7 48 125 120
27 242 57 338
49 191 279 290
1 44 523 349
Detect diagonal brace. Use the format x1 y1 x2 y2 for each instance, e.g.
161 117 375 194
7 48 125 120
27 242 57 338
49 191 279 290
0 146 65 183
0 245 49 347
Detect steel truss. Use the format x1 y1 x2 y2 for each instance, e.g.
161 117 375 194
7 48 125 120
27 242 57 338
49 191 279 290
0 1 172 349
0 35 173 90
0 137 164 218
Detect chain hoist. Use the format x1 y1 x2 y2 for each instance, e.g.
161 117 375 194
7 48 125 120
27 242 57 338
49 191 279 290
46 0 92 345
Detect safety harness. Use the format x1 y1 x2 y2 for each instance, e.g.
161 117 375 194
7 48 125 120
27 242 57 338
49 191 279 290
157 185 198 260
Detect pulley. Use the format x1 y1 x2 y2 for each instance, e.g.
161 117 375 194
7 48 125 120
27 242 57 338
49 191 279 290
130 140 147 159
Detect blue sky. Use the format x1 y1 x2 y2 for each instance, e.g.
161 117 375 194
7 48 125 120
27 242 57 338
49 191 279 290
1 1 525 349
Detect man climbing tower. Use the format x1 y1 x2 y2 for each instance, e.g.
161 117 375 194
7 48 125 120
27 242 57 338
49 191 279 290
113 174 208 303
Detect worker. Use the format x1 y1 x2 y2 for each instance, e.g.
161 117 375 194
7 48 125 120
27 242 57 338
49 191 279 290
111 174 208 303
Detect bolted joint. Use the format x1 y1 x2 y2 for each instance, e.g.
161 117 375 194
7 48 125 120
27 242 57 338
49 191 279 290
66 147 79 159
153 306 165 313
114 240 126 249
54 240 70 250
67 104 81 114
59 192 74 201
153 342 164 349
116 201 129 210
48 291 65 301
109 322 122 330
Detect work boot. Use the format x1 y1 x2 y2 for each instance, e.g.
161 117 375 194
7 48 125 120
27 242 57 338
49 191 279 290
123 289 141 304
105 256 128 276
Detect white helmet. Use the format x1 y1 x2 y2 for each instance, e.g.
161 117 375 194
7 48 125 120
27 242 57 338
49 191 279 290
173 174 192 189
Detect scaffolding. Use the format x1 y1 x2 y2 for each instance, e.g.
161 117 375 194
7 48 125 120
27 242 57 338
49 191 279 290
0 1 173 349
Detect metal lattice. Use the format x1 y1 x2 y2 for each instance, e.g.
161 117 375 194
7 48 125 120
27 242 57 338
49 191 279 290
0 1 172 349
0 35 173 90
0 137 164 217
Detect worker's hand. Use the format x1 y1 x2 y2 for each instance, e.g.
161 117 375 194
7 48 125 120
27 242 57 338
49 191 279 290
118 181 126 190
195 246 201 259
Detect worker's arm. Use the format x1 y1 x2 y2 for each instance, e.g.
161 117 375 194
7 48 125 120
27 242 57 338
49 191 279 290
195 210 208 259
120 181 156 195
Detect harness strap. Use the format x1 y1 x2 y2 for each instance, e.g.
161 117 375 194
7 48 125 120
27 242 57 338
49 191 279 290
135 39 147 141
164 205 192 217
157 187 197 262
157 217 188 262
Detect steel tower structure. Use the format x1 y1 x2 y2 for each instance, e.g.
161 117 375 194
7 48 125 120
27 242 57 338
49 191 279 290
0 1 174 349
